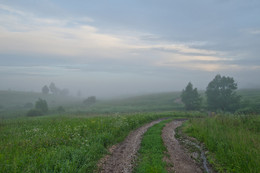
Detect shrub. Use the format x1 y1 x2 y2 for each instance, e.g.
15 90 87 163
83 96 96 106
35 98 48 113
27 99 48 117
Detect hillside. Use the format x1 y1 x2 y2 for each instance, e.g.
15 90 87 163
83 91 183 113
0 90 80 109
1 88 260 116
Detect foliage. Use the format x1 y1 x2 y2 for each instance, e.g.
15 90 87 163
48 83 69 96
35 98 48 113
206 75 240 112
0 112 194 172
49 82 60 94
183 115 260 172
181 82 202 110
83 96 96 106
42 85 49 95
26 99 48 116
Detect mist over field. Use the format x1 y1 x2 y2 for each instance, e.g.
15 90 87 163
0 0 260 98
1 2 260 173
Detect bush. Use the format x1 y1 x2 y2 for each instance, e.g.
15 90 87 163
35 98 48 113
27 99 48 117
83 96 96 106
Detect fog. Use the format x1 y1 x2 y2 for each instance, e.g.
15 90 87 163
1 0 260 98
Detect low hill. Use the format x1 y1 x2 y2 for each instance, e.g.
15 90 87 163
0 90 80 109
83 91 183 113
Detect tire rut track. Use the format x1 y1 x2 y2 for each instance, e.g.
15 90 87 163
162 120 203 173
98 119 164 173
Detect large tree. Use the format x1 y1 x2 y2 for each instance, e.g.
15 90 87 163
206 74 240 112
42 85 49 95
181 82 202 110
49 82 59 94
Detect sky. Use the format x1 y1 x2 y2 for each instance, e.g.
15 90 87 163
0 0 260 98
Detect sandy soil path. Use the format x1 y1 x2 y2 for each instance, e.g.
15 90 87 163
98 119 163 173
162 120 203 173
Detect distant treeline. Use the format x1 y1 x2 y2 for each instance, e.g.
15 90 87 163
42 82 69 96
181 74 260 114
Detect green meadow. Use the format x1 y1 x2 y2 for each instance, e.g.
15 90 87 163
0 112 192 173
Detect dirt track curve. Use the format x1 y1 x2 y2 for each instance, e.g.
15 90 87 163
98 119 163 173
162 120 203 173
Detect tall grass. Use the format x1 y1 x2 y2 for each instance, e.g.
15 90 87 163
183 114 260 172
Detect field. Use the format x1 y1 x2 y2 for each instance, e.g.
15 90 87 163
1 88 259 118
0 90 183 118
0 112 199 172
0 89 260 172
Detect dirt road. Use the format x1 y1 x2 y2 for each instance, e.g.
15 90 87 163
98 119 163 173
162 120 203 173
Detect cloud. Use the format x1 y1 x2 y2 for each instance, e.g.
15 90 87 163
0 4 27 16
242 28 260 35
0 65 79 77
248 29 260 35
0 4 240 73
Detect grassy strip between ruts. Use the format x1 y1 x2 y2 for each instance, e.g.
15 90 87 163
0 112 202 173
183 114 260 173
134 119 174 173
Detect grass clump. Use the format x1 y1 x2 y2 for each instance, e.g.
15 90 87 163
183 114 260 173
134 119 171 173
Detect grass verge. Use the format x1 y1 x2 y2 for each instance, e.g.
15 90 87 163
183 114 260 173
134 119 173 173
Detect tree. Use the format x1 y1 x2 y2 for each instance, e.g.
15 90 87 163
181 82 202 110
206 74 240 112
42 85 49 95
35 98 48 113
27 98 48 116
49 82 59 94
